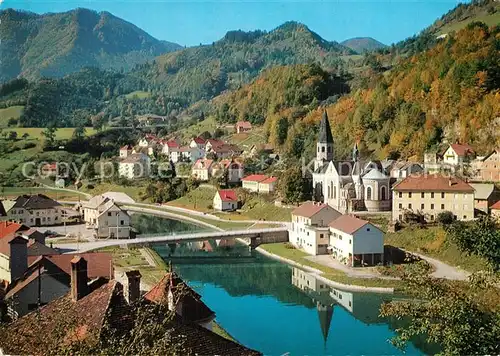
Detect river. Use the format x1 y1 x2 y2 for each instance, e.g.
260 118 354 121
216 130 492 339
133 214 428 355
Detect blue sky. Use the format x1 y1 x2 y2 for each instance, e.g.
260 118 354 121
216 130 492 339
2 0 463 46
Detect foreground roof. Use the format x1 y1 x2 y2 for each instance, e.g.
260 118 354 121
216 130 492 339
27 253 113 279
392 174 474 192
12 194 61 210
491 200 500 210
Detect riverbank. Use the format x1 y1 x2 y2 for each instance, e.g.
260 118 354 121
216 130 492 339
256 244 398 293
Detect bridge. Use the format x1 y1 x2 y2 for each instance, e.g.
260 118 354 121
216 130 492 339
59 227 289 252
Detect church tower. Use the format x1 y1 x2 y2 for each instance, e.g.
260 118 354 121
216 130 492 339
315 110 334 170
352 142 359 162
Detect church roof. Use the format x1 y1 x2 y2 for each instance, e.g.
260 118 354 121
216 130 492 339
362 169 389 180
318 111 333 144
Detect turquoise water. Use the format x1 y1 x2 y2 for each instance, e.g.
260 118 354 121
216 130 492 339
153 239 428 356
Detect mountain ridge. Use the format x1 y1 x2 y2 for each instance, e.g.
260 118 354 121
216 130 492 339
340 37 387 53
0 8 181 82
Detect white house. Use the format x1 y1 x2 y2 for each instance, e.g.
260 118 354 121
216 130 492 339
192 159 214 181
328 215 384 267
7 194 62 226
213 190 238 211
119 145 133 158
118 153 151 179
442 143 475 166
190 137 207 150
212 159 244 183
82 195 131 238
289 201 342 255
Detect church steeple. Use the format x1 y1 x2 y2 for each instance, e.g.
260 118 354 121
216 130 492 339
352 142 359 162
316 110 334 167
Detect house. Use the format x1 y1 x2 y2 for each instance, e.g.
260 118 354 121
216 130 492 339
245 143 274 158
386 161 423 180
469 183 498 213
472 148 500 182
213 190 238 211
312 112 391 213
6 194 62 226
205 138 224 152
328 215 384 267
191 159 214 181
190 137 207 150
0 221 45 244
82 195 131 238
0 259 261 356
209 143 243 159
288 201 342 255
137 134 161 156
119 145 133 158
392 174 475 222
235 121 252 134
41 163 58 177
241 174 278 193
442 143 475 166
212 159 244 183
5 252 112 318
170 146 201 163
491 200 500 220
118 153 151 179
161 140 180 156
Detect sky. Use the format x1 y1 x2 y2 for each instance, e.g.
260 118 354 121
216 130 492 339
1 0 464 46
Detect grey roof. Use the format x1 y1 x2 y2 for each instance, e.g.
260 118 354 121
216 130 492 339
318 111 334 144
12 195 61 210
469 183 495 200
362 169 389 180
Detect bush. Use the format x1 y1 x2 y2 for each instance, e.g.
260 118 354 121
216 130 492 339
284 242 296 249
436 211 454 225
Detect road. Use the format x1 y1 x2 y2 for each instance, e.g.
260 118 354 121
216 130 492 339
409 251 471 281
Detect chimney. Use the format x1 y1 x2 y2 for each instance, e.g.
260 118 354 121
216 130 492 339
9 235 28 282
71 256 88 301
124 270 141 304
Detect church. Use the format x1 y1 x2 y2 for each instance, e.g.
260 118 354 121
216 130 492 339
312 111 392 213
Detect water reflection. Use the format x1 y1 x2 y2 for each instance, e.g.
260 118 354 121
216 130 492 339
153 239 427 355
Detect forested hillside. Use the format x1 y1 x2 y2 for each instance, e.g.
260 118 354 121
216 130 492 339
341 37 387 53
0 8 181 82
313 23 500 160
132 22 354 103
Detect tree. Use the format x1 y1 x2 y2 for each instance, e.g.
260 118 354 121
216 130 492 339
436 211 454 225
8 131 17 141
41 125 58 148
380 266 500 355
276 117 289 145
72 125 86 141
445 216 500 271
278 165 312 204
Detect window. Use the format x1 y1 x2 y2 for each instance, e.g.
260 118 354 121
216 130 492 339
431 204 434 210
108 212 112 217
408 203 412 209
431 192 435 198
320 234 324 238
441 204 445 210
398 192 402 198
367 228 371 231
381 186 387 200
463 215 467 220
366 186 372 200
48 217 51 222
431 215 435 221
441 192 445 198
321 147 325 153
120 220 124 226
399 203 402 209
399 214 403 220
421 203 425 209
421 192 425 198
408 192 412 198
349 239 352 244
339 235 342 240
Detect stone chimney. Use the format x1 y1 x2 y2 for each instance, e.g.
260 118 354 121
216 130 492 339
9 235 28 282
124 270 141 304
70 256 88 301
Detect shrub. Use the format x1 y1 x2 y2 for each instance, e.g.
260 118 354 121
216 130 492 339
436 211 454 225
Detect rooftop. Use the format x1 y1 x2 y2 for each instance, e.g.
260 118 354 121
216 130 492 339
328 215 376 235
392 174 474 192
236 121 252 129
469 183 495 200
241 174 268 182
449 143 475 156
27 253 113 279
12 194 61 210
292 201 341 220
193 159 214 170
491 200 500 210
217 189 238 202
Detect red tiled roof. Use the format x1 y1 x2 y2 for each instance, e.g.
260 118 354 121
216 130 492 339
166 140 179 148
0 222 24 239
27 253 113 279
491 200 500 210
292 201 341 219
42 163 57 170
450 143 475 156
193 137 206 144
120 145 132 150
392 174 474 192
193 159 214 170
261 176 277 184
328 215 378 235
206 139 224 147
218 189 238 202
236 121 252 129
241 174 268 182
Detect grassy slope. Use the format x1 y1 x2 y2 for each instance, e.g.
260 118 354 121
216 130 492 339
0 186 87 200
385 226 490 272
124 90 151 99
178 116 218 141
437 10 500 35
80 182 147 202
0 106 24 127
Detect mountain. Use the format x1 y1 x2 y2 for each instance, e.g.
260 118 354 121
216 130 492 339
132 21 355 103
0 8 181 82
341 37 387 53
